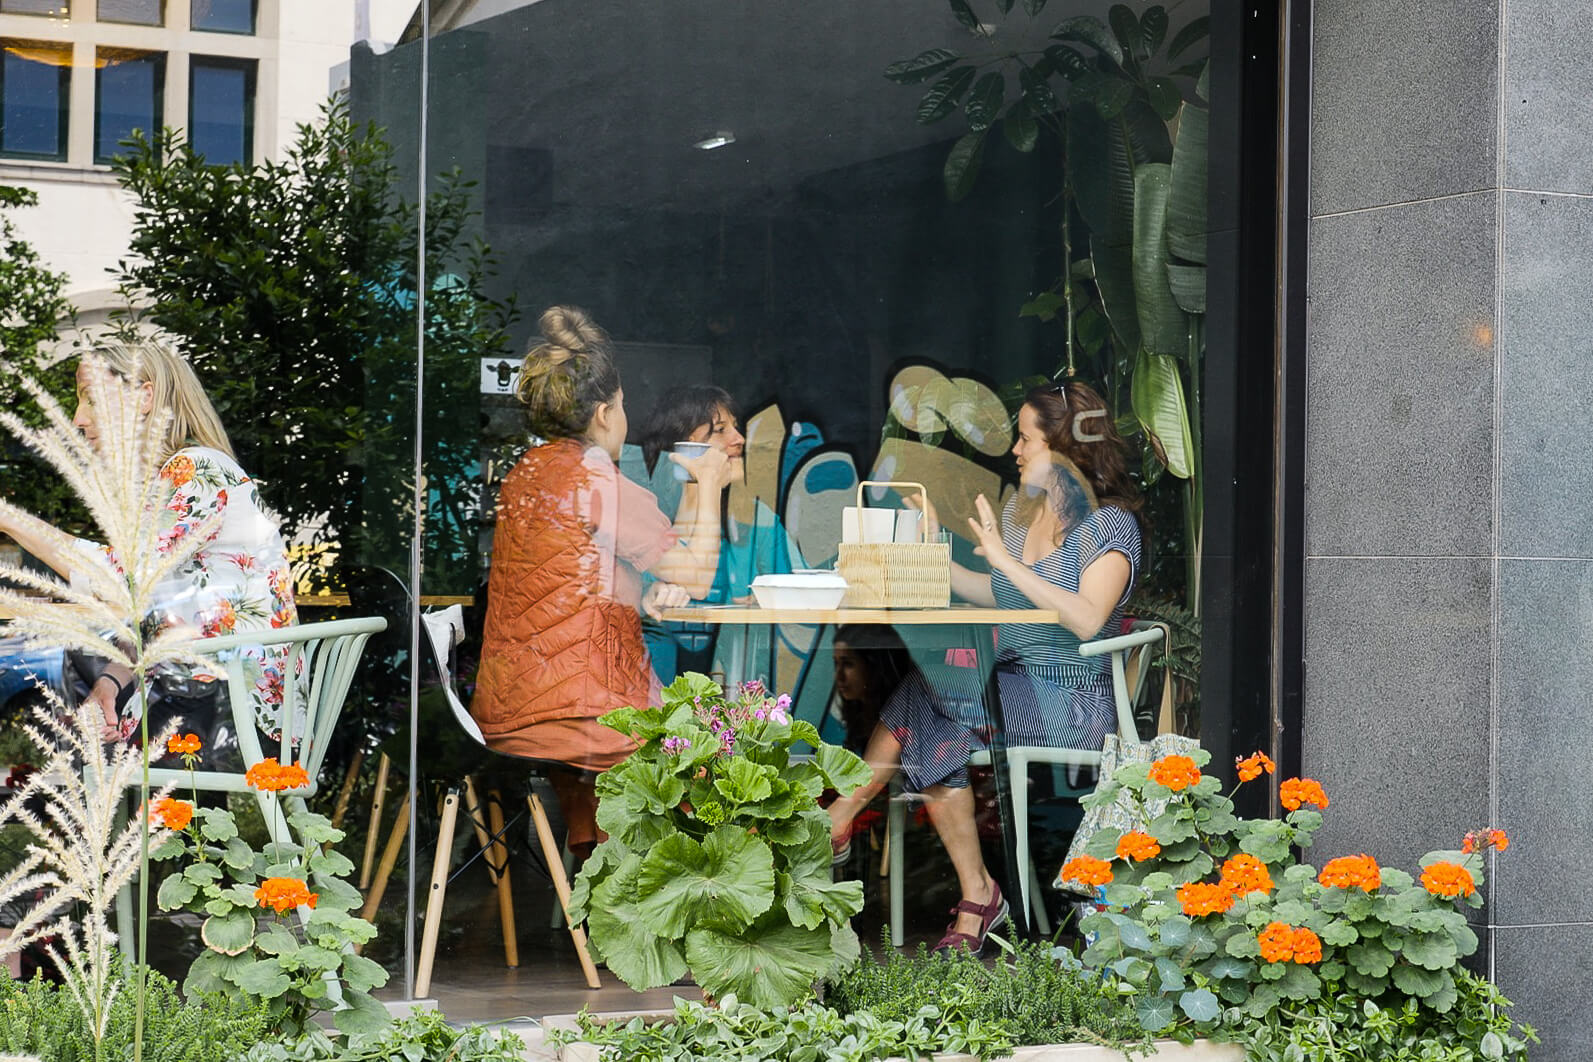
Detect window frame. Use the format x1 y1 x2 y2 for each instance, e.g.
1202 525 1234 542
0 1 69 17
0 38 71 162
187 54 255 166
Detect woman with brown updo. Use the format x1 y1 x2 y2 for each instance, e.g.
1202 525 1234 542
470 306 730 860
825 381 1144 955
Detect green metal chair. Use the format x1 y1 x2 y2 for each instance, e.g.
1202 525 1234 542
110 617 387 936
885 623 1166 944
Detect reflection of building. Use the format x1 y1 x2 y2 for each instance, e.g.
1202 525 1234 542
353 1 1592 1055
0 0 364 316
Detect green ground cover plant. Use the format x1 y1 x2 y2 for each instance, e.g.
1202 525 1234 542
0 964 270 1062
827 935 1147 1051
242 1010 525 1061
549 993 1013 1062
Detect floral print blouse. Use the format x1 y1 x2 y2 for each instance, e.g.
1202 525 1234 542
84 446 300 738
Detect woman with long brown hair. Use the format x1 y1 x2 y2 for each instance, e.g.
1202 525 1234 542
826 381 1144 954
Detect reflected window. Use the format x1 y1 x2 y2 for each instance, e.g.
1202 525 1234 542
0 40 69 160
192 0 254 34
0 1 67 15
189 56 253 165
97 0 161 25
95 48 163 163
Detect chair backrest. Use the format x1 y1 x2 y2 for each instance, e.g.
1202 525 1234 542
420 605 488 747
1078 625 1166 748
196 616 386 791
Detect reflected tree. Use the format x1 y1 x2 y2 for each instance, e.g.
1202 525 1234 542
111 99 515 593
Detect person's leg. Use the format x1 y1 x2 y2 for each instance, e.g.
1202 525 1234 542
547 768 600 867
827 722 902 849
922 782 998 938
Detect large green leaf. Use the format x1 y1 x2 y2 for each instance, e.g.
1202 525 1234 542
235 958 292 997
1052 15 1123 65
918 67 977 124
1167 103 1209 264
1108 5 1143 60
635 827 774 936
966 72 1005 132
332 990 391 1036
1131 163 1186 356
1003 104 1038 152
1140 6 1169 55
339 953 390 993
714 758 774 806
945 130 986 202
814 743 872 795
947 0 979 30
777 822 866 929
1167 16 1210 61
587 855 690 990
201 908 257 956
1131 349 1193 479
1167 264 1205 313
884 48 962 84
684 919 838 1008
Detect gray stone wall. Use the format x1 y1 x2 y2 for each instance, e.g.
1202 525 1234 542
1304 3 1593 1058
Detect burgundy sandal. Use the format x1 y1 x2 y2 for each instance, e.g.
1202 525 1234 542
932 880 1009 956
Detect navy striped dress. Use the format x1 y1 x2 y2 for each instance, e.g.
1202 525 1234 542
880 499 1142 791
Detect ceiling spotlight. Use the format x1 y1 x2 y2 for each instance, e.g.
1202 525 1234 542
693 131 736 151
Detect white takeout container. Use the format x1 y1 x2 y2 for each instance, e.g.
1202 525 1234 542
750 572 848 610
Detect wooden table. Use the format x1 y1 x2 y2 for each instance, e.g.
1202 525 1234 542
659 601 1061 936
296 594 475 608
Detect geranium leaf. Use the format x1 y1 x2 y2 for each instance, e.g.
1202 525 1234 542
201 908 257 955
234 958 292 996
636 827 774 937
684 919 836 1008
157 873 198 910
814 743 871 795
340 953 390 993
331 990 391 1035
714 759 774 806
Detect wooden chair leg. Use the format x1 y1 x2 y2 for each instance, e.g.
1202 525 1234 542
415 788 461 998
329 746 366 833
359 792 409 925
484 788 520 968
527 792 600 989
358 752 391 890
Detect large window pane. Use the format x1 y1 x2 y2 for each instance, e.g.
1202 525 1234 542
95 48 163 162
189 56 253 165
0 1 67 16
96 0 161 25
191 0 254 34
0 41 69 160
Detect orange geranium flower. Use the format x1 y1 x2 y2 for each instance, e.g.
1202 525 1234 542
1059 855 1114 888
1148 754 1202 792
1462 828 1510 855
1234 751 1275 783
1219 853 1273 897
244 758 311 792
1258 922 1321 964
1279 777 1329 811
167 733 202 756
1318 854 1381 891
1421 861 1476 899
1176 881 1235 917
149 796 192 831
1115 830 1162 863
255 877 318 914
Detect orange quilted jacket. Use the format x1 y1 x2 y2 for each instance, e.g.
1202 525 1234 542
471 438 670 742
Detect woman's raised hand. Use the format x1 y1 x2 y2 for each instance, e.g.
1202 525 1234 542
965 494 1014 569
669 445 733 489
642 580 691 620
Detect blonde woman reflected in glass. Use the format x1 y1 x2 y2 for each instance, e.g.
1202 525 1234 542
826 381 1144 955
471 306 730 866
0 338 299 751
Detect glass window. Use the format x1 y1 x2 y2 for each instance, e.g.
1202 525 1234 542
0 1 68 15
191 0 254 34
96 0 161 25
95 48 163 163
0 40 69 160
188 56 254 165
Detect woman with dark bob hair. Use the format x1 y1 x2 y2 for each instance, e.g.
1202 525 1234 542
826 380 1144 954
471 306 731 861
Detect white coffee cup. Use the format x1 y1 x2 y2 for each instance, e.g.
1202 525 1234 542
671 441 712 482
894 509 923 543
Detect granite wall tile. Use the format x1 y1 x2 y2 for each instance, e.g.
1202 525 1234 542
1503 0 1593 195
1311 0 1498 215
1305 193 1495 558
1494 924 1593 1062
1499 192 1593 559
1302 557 1490 870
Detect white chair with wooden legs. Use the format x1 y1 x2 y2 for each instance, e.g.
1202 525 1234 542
408 606 599 995
885 624 1166 944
